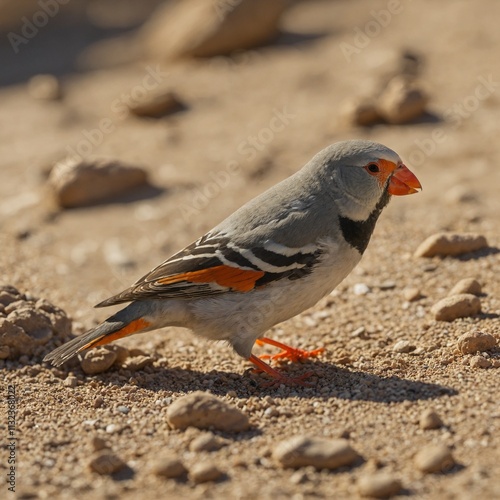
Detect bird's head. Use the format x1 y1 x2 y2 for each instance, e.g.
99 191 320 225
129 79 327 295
318 140 422 221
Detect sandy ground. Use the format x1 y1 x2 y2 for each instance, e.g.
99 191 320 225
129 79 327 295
1 1 500 498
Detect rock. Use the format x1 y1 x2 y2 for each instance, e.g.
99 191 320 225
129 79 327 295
0 285 22 297
152 455 187 479
414 444 455 473
141 0 287 59
190 432 229 452
128 90 184 118
121 355 153 371
457 331 496 355
0 291 21 307
342 97 381 126
414 233 488 258
49 157 149 209
80 348 117 375
28 74 62 101
88 452 126 475
105 344 130 365
7 307 53 344
470 356 491 369
273 436 360 470
358 472 402 498
353 283 370 295
392 340 415 353
0 318 36 357
377 76 428 124
63 376 78 388
448 278 482 297
403 287 423 302
91 436 109 452
166 391 249 432
35 299 72 339
419 409 444 430
0 292 71 359
189 462 223 483
431 294 481 322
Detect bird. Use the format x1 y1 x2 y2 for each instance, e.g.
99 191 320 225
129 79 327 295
44 140 421 384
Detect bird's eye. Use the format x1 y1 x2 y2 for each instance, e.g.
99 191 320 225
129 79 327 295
367 163 379 173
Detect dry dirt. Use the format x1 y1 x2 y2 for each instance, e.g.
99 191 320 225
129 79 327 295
1 1 500 499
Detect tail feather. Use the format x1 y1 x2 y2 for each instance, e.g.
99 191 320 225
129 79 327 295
43 317 150 367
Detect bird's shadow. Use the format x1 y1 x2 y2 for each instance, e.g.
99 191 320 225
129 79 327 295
73 359 458 403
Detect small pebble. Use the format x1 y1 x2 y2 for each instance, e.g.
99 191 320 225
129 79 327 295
189 462 224 483
152 455 187 479
342 97 381 126
106 424 120 434
49 157 149 209
122 355 153 371
105 345 130 364
354 283 370 295
273 436 360 470
28 74 62 101
93 396 105 409
117 405 130 414
457 331 496 355
190 432 228 452
414 232 488 258
91 436 109 452
0 345 10 359
470 356 491 369
128 90 184 118
377 75 428 124
414 444 455 473
63 376 78 388
392 340 415 353
167 391 249 432
419 409 444 430
81 348 117 375
88 452 126 475
448 278 482 297
378 280 396 290
358 472 402 498
431 294 481 322
403 287 423 302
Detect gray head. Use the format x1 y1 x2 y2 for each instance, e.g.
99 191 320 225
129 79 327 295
307 140 421 221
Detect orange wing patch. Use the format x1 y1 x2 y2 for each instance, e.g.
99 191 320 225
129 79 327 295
89 318 151 348
158 265 264 292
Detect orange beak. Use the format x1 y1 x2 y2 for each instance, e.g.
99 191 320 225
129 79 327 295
388 164 422 196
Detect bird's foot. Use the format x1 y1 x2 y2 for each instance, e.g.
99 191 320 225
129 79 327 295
256 337 325 363
248 354 314 387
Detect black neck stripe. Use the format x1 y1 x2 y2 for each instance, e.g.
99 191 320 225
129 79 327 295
339 191 391 254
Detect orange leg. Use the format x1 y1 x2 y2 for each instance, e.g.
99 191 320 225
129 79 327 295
248 355 313 387
255 337 325 363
